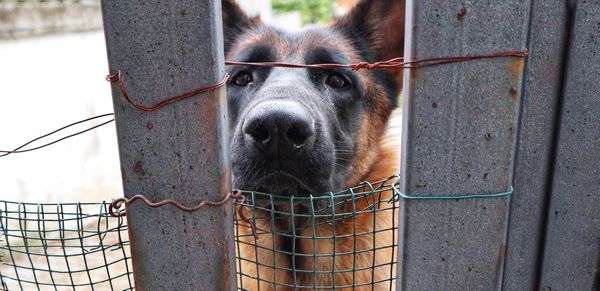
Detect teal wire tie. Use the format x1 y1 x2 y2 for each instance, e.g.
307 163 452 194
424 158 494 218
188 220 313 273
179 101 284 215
391 182 514 201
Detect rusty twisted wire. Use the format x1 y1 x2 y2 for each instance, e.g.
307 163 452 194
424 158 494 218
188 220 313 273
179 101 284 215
109 190 258 238
105 71 230 112
101 50 527 237
1 50 528 157
0 113 115 158
106 50 528 112
1 50 529 236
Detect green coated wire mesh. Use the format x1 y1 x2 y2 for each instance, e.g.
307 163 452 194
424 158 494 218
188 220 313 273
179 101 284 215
1 175 401 290
0 201 134 290
234 175 400 290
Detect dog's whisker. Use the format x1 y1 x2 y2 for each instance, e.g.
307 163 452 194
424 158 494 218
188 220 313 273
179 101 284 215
335 158 352 164
237 162 261 190
334 163 347 171
245 163 261 188
333 148 353 152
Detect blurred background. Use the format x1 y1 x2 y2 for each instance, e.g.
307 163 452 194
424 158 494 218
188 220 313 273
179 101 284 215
0 0 359 202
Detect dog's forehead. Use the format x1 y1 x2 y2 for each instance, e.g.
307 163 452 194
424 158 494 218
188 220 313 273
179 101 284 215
228 26 361 62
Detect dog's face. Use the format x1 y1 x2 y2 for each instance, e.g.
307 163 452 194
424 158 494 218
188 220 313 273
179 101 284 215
222 0 404 196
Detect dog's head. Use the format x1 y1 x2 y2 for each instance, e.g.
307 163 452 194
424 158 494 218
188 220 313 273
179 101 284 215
222 0 404 196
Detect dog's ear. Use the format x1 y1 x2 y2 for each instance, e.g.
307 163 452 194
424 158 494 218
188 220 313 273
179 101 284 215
332 0 405 61
332 0 405 82
221 0 262 53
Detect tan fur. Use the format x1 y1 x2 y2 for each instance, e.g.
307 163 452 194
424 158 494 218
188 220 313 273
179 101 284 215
236 109 402 291
344 82 396 188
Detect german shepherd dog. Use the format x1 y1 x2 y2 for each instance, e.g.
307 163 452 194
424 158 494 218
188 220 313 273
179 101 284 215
222 0 404 289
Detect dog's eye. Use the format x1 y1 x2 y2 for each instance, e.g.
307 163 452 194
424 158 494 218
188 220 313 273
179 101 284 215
325 73 349 89
233 71 253 86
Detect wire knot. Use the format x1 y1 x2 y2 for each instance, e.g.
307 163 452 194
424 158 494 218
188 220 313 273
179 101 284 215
109 197 127 217
351 62 376 71
105 71 121 82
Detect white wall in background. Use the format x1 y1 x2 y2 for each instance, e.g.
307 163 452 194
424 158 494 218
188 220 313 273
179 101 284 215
237 0 272 22
236 0 302 31
0 32 123 202
271 11 302 31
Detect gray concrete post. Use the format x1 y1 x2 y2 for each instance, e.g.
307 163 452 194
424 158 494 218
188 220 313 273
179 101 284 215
502 1 570 290
539 1 600 289
397 0 529 289
100 0 235 289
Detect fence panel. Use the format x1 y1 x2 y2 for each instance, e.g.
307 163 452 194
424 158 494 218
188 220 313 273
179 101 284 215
502 1 570 290
397 0 529 289
539 1 600 290
100 0 236 290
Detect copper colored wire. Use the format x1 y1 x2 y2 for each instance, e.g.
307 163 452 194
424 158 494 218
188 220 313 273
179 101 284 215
105 71 230 112
4 51 526 157
109 190 257 238
224 50 528 70
80 50 530 231
107 50 527 111
2 50 529 237
0 114 115 158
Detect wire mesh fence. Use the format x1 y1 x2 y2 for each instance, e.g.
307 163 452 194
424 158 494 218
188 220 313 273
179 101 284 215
234 175 400 290
0 201 134 290
1 176 401 290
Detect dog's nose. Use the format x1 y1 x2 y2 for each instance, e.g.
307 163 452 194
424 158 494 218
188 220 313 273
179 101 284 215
243 101 315 156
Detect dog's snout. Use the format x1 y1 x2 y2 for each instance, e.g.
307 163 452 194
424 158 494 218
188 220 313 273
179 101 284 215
242 101 315 156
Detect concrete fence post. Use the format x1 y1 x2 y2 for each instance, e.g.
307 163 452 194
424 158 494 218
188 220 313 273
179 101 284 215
100 0 236 289
539 1 600 289
502 1 570 290
397 0 529 289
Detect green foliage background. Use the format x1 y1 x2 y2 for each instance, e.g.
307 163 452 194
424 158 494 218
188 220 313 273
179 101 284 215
272 0 336 26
